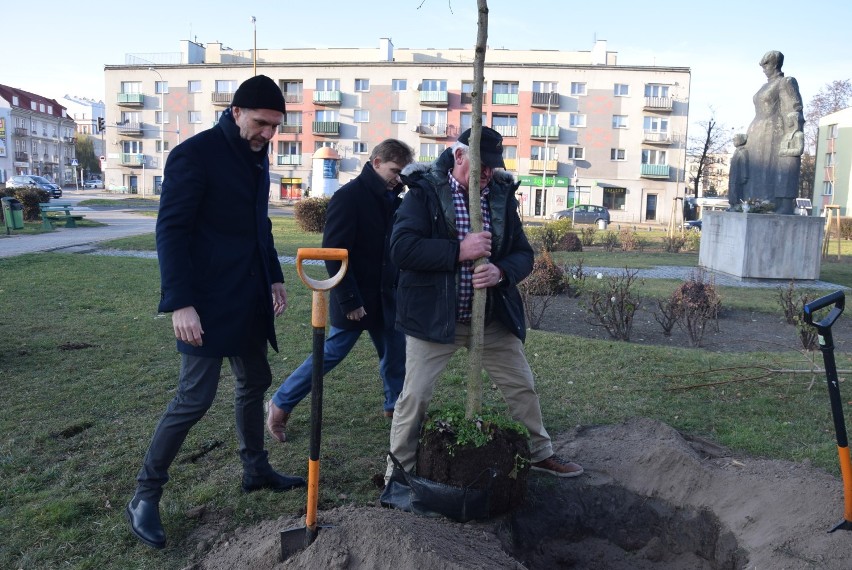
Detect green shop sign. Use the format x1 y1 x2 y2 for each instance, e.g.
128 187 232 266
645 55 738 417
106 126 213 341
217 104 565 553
517 175 571 187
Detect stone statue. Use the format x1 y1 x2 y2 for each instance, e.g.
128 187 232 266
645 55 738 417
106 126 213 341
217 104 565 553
727 133 749 207
738 50 804 215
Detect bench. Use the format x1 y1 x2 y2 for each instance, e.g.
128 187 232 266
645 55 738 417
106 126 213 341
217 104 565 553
39 202 85 229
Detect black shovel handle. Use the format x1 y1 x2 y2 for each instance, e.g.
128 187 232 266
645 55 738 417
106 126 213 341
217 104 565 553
804 290 845 330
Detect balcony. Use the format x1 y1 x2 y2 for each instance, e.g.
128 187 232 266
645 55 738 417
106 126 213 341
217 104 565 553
529 159 558 173
492 93 519 105
642 130 672 144
416 123 448 138
277 154 302 166
492 125 518 138
313 91 342 105
63 136 77 144
284 93 303 104
14 127 28 137
420 90 448 106
118 122 143 136
14 152 28 161
530 125 559 140
503 158 518 171
644 97 673 111
312 121 340 135
117 92 145 106
278 124 303 135
640 164 671 178
531 92 560 108
121 153 146 166
211 92 234 106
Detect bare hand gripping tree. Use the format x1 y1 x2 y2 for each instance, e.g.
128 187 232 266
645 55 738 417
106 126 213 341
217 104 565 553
465 0 489 418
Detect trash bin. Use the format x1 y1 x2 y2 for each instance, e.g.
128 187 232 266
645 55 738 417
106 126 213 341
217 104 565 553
597 219 608 230
2 197 24 231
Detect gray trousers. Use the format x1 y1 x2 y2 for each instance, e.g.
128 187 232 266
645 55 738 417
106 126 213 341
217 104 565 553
134 337 272 500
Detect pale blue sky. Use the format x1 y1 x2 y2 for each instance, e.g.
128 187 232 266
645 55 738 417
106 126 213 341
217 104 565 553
5 0 850 132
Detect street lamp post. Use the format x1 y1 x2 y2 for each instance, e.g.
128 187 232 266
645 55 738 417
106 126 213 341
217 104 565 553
148 67 165 196
251 16 257 76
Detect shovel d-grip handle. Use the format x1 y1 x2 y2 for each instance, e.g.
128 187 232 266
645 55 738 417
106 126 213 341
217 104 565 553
296 248 348 328
804 290 845 329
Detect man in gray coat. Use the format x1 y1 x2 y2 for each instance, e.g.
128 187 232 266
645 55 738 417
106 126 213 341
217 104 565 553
126 75 304 550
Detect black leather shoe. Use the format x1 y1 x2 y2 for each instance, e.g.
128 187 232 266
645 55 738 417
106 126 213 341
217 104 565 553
125 496 166 549
242 470 306 493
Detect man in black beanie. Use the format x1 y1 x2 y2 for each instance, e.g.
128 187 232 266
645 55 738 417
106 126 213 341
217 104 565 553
126 75 303 550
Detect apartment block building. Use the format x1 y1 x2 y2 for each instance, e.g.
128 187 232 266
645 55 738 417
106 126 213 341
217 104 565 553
0 85 78 185
813 107 852 216
61 95 106 164
104 38 690 224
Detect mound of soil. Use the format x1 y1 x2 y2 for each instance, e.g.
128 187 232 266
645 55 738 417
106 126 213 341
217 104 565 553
192 418 850 569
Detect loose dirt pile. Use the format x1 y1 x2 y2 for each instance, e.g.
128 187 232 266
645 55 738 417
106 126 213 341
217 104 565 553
192 418 850 569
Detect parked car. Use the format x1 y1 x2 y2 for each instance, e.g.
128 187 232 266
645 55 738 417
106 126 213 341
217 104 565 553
683 219 702 231
83 179 104 189
549 204 610 225
6 175 62 198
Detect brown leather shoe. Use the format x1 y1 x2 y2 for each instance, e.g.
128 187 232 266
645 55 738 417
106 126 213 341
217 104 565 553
266 401 289 443
530 455 584 478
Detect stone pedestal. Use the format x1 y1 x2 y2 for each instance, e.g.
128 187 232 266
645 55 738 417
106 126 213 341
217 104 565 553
699 211 824 280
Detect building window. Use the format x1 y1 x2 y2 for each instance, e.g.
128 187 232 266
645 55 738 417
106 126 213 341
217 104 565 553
155 81 169 94
610 148 626 161
613 84 629 96
316 110 338 122
530 146 555 160
315 141 336 151
355 78 370 92
155 111 169 124
460 112 486 132
121 81 142 94
823 181 834 195
568 147 584 160
214 111 225 124
569 113 586 128
188 80 202 93
281 80 303 103
354 109 370 123
156 140 170 152
392 79 407 91
354 142 368 154
316 78 340 91
825 152 835 166
603 189 626 210
570 82 586 96
533 81 558 94
644 84 669 98
188 111 202 123
421 79 447 92
391 110 407 123
420 143 442 161
493 81 519 94
215 80 237 94
491 114 517 137
612 115 628 128
643 116 668 132
642 149 667 164
828 124 839 139
285 111 302 127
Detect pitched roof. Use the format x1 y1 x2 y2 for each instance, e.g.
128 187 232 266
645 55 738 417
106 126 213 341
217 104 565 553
0 84 67 117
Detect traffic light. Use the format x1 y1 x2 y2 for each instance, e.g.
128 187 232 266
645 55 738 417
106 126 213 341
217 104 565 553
97 117 105 133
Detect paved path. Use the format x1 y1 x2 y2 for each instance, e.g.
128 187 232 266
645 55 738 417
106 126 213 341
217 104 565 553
0 207 156 258
1 206 845 289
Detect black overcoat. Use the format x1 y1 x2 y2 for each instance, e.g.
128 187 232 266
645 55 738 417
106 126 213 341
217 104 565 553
155 109 284 356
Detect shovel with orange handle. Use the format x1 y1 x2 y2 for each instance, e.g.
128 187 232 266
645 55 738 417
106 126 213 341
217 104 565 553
280 247 348 559
804 290 852 533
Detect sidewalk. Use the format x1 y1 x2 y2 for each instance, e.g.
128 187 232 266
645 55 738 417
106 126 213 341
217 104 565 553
0 207 156 258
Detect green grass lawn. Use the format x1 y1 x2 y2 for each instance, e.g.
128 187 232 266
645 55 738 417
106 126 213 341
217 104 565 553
1 217 851 569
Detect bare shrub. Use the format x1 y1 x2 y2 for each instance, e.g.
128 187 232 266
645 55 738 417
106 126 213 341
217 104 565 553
599 230 619 252
662 235 686 253
653 295 679 337
519 251 567 329
579 227 596 246
563 258 587 297
776 281 819 351
557 232 582 252
683 230 701 252
293 197 330 233
618 229 642 252
672 271 721 347
582 268 642 341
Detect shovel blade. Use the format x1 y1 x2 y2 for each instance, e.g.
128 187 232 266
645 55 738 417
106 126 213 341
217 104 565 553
279 525 332 561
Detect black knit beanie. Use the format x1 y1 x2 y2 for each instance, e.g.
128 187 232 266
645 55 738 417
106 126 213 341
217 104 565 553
231 75 286 113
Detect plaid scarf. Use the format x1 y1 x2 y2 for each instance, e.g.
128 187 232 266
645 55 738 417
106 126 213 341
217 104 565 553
449 171 492 323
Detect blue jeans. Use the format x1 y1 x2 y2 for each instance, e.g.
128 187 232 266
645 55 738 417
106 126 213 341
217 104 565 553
272 325 405 414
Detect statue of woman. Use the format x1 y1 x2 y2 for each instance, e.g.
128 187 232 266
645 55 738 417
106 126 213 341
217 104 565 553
743 50 804 214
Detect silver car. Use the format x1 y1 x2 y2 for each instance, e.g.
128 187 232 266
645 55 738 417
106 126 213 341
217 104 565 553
550 204 610 224
7 175 63 198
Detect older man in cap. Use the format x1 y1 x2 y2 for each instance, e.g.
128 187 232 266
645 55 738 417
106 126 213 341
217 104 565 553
385 127 584 483
126 75 304 550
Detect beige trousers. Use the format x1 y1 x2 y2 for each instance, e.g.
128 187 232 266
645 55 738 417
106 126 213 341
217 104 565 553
386 320 553 479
